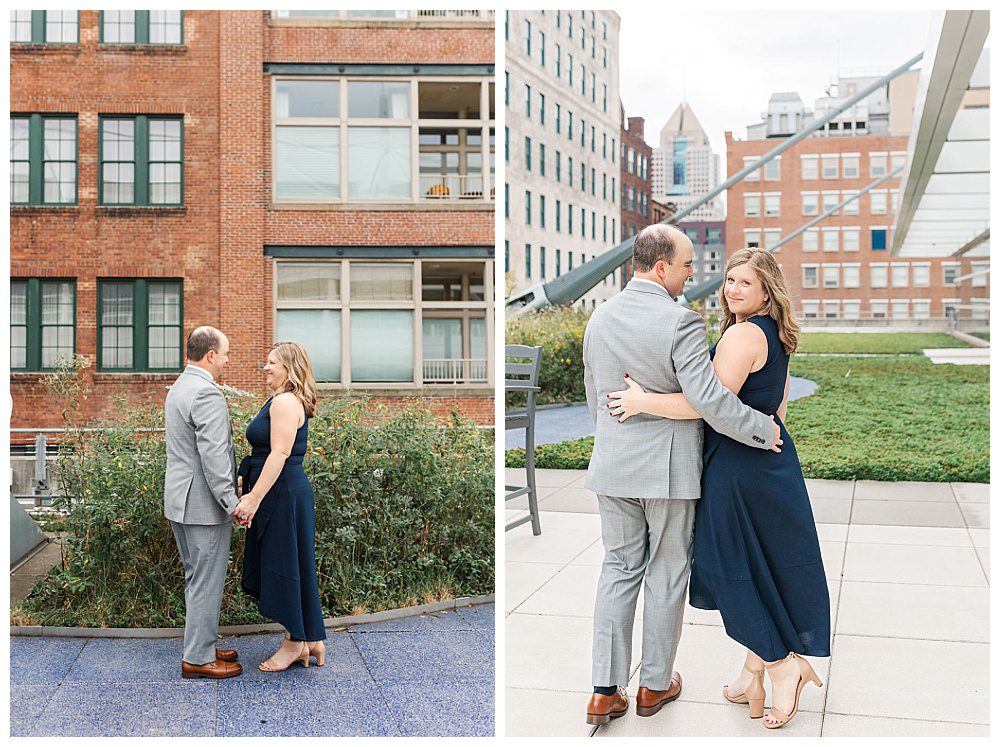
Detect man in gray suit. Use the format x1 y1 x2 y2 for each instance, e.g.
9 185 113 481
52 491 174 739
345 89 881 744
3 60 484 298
165 326 252 679
583 224 781 724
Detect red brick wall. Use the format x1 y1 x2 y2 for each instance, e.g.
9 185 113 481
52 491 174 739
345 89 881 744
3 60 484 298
265 24 494 64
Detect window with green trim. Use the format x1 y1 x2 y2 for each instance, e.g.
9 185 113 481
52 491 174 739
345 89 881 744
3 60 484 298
98 279 183 371
10 115 77 205
99 116 183 205
100 10 183 44
9 10 78 44
10 279 76 371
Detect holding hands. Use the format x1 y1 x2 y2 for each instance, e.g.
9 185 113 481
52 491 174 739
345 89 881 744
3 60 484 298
232 476 262 528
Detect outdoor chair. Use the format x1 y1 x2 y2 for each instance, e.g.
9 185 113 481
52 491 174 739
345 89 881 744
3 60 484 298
505 344 542 535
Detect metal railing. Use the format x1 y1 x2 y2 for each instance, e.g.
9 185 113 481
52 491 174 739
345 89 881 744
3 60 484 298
420 173 494 201
422 358 488 384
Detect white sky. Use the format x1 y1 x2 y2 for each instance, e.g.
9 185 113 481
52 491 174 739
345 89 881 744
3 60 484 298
619 10 936 157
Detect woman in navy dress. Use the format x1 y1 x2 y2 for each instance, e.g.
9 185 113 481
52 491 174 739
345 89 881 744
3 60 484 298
607 248 829 729
234 341 327 672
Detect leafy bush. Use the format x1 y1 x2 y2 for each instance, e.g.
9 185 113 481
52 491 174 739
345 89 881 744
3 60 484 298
505 306 591 405
13 363 493 628
507 356 988 483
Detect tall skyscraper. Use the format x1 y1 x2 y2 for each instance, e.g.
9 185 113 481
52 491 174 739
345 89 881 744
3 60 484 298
504 10 622 307
652 103 723 221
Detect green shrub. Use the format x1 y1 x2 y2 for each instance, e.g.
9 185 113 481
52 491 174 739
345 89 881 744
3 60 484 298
506 356 988 483
505 306 591 405
13 364 493 628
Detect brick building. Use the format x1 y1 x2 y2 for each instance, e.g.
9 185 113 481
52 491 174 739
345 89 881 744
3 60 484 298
618 113 652 287
726 131 989 324
10 10 496 431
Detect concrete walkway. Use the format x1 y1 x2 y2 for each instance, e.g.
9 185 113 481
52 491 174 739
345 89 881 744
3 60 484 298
10 603 495 737
505 469 989 737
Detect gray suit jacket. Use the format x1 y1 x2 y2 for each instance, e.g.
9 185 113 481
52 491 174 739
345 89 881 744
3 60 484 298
163 365 238 525
584 278 774 500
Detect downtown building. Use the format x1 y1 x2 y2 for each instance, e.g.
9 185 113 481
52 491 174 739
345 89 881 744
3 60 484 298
618 113 652 288
10 10 496 431
726 72 989 325
504 10 622 308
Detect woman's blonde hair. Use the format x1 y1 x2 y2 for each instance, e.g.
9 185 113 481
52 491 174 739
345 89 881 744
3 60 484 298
269 341 317 417
719 248 800 354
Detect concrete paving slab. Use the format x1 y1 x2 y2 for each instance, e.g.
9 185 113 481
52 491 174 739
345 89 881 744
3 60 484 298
968 527 989 548
516 564 601 617
216 680 399 737
821 713 989 737
805 478 855 501
352 631 492 684
809 496 852 524
216 631 371 683
537 486 600 514
506 614 618 691
923 348 989 365
816 522 849 542
854 480 955 502
521 468 584 488
571 538 609 566
506 511 602 564
847 524 973 547
30 682 216 737
595 699 823 737
505 687 596 737
506 562 563 612
62 636 193 683
836 581 988 643
9 684 58 737
950 482 990 503
9 636 86 685
381 678 494 736
505 484 560 510
958 501 989 529
843 543 987 587
820 541 846 580
975 546 989 582
850 500 965 528
826 636 988 724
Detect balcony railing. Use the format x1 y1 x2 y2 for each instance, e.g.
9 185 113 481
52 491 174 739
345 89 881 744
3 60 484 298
423 358 488 384
420 173 494 201
416 10 495 19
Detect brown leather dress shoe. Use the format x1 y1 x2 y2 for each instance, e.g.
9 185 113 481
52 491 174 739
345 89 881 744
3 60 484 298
636 671 683 717
216 648 238 663
586 686 629 725
181 658 243 680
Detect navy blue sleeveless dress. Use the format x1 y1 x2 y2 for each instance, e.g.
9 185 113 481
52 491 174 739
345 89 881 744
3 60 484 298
240 398 326 642
688 315 830 660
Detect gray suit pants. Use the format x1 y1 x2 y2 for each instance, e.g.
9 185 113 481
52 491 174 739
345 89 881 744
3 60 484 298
592 495 696 691
170 520 232 665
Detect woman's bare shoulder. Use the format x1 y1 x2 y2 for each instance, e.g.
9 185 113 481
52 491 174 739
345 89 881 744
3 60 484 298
717 320 767 351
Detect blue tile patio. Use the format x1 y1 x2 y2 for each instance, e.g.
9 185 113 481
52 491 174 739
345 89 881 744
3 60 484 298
9 602 495 738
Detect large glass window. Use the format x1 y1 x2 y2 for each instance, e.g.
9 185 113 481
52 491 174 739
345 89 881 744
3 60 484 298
100 10 182 44
275 77 494 203
10 279 75 371
99 116 182 205
10 115 77 205
274 259 490 386
11 10 78 44
98 279 182 371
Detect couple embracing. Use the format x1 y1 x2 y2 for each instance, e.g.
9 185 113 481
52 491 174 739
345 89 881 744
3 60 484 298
583 225 830 730
164 326 326 679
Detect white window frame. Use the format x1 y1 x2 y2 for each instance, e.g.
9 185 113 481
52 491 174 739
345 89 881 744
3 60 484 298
743 156 760 182
822 264 839 288
801 191 819 216
841 153 860 178
842 189 859 215
802 264 819 288
942 261 961 286
912 262 931 288
822 300 839 319
763 156 781 181
763 192 780 217
912 299 931 320
802 300 819 319
870 262 888 288
821 190 840 215
842 300 860 320
744 229 761 248
891 263 909 288
971 298 989 320
842 263 861 288
822 227 839 252
870 300 888 319
744 192 760 217
870 151 887 178
891 299 909 319
802 228 819 252
821 153 839 179
801 154 819 180
764 228 781 252
842 227 860 252
971 262 989 288
870 189 888 215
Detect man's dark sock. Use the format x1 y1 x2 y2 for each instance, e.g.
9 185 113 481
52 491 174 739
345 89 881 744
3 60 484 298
593 685 617 696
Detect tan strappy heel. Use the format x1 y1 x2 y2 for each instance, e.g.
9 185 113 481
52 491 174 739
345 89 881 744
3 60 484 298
763 653 822 729
259 641 309 673
722 665 766 719
283 631 325 666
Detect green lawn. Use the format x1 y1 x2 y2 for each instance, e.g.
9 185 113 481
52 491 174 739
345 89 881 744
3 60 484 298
970 332 990 342
796 332 969 355
507 356 989 483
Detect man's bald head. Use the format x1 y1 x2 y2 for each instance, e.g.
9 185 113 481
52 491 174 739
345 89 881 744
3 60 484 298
632 224 689 273
186 326 225 363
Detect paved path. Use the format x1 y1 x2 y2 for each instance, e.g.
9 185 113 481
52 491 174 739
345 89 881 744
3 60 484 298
10 603 494 737
505 470 989 737
507 377 818 449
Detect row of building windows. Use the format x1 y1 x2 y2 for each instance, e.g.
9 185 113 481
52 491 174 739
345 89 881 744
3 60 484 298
509 187 618 242
623 185 649 218
12 260 492 385
624 145 648 179
743 189 898 218
800 262 990 289
514 136 617 199
11 10 183 45
10 115 182 206
509 243 618 286
683 227 724 245
506 79 617 165
744 226 892 253
743 151 907 181
520 20 609 112
801 298 989 320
